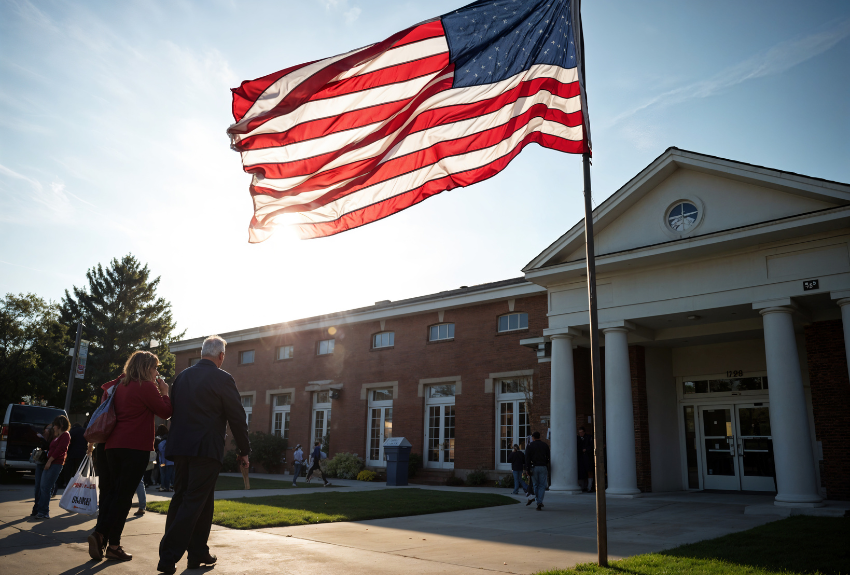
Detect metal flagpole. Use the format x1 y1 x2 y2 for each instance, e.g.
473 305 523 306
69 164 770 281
582 153 608 566
64 323 83 414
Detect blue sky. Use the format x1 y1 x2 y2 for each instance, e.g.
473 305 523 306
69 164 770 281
1 0 848 339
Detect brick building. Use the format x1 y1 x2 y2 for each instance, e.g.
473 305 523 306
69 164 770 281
169 148 850 505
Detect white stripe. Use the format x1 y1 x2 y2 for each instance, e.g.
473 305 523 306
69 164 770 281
334 36 449 82
248 65 580 193
231 37 448 143
253 118 582 225
230 44 371 133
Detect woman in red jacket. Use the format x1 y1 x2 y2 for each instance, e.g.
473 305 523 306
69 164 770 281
33 415 70 518
87 351 172 562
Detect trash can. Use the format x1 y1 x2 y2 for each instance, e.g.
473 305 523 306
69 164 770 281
384 437 412 486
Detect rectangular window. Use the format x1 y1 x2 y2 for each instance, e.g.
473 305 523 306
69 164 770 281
499 377 530 395
273 411 290 441
373 332 395 348
683 406 699 488
277 345 294 360
239 350 255 365
274 394 291 407
315 390 330 404
241 395 253 429
683 376 767 396
429 323 455 341
189 358 201 366
317 339 335 355
429 384 455 398
498 313 529 332
371 388 393 402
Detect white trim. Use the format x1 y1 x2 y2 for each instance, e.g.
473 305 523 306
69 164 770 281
360 381 399 400
418 376 462 398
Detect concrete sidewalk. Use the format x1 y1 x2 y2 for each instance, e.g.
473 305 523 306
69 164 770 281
0 478 827 575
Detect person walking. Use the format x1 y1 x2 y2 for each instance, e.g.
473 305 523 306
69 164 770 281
134 479 147 516
524 431 550 511
153 424 169 487
291 444 304 487
87 351 172 563
158 434 174 491
157 335 250 575
305 441 330 487
507 444 529 495
59 422 87 488
33 416 70 519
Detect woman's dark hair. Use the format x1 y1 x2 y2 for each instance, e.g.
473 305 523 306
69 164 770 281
512 444 520 450
156 424 169 436
52 415 71 432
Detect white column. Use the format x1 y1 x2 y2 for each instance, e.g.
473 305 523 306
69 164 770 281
838 299 850 380
603 327 641 496
549 334 581 493
760 307 823 507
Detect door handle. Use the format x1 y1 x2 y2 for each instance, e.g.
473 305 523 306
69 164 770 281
729 437 735 456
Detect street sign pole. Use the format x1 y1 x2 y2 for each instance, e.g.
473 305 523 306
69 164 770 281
64 323 83 414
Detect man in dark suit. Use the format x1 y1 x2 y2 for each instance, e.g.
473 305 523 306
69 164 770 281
157 335 250 574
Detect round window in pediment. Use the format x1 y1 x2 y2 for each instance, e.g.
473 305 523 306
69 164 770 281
667 201 699 232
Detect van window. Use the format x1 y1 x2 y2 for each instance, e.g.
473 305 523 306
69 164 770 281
9 405 65 427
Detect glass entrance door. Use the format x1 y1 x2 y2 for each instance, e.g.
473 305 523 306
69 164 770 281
698 403 775 491
736 404 775 492
424 384 456 469
699 405 739 490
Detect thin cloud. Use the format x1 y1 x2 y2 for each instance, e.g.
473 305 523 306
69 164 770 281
317 0 362 24
609 18 850 126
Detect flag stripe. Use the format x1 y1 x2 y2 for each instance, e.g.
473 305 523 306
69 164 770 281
247 83 582 197
252 117 581 228
253 131 579 241
242 67 580 185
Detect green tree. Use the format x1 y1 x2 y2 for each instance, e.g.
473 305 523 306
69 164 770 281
0 293 69 409
60 254 183 411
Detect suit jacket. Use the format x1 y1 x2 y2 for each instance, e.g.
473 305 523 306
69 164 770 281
165 359 250 462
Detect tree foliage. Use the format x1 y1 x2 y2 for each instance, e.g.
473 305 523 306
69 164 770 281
60 254 183 411
0 293 69 409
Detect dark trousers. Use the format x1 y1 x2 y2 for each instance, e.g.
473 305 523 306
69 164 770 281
159 456 221 566
306 460 327 484
94 448 149 546
59 456 83 487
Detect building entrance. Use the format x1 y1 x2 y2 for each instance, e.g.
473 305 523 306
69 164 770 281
699 403 776 492
424 383 456 469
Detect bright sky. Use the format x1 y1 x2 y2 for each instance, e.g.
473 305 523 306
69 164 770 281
1 0 849 340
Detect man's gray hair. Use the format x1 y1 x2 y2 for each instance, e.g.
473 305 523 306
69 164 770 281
201 335 226 358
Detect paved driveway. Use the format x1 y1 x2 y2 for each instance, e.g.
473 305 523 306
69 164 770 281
0 479 781 575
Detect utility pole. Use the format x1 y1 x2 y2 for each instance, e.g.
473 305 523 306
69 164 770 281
63 323 83 414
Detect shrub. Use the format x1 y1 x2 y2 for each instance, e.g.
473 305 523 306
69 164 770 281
465 468 488 486
497 474 514 489
324 452 365 479
408 452 423 477
357 470 378 482
222 450 239 473
248 432 287 473
446 473 465 487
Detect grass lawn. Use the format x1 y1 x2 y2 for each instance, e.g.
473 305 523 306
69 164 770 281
214 475 341 491
536 516 850 575
147 488 516 529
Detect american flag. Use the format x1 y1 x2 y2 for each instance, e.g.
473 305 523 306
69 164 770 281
228 0 590 242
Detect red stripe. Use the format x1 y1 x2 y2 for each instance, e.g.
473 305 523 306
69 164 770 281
229 21 446 136
231 60 317 123
244 75 581 182
267 132 586 240
251 105 583 211
392 20 445 47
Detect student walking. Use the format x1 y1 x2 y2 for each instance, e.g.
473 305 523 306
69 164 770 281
134 480 147 516
507 444 529 495
33 416 71 519
305 441 330 487
291 444 304 487
524 431 550 511
87 351 173 563
158 435 174 491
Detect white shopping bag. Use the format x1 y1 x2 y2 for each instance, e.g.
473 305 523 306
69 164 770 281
59 455 98 515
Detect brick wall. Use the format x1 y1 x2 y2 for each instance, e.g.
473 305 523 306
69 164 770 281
804 320 850 501
172 294 549 472
629 345 652 493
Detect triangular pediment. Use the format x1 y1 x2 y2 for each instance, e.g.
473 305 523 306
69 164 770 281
525 148 850 272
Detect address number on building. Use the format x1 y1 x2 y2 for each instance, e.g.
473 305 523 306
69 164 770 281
803 279 819 291
726 370 743 377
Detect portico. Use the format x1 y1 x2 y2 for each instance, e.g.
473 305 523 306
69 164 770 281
524 148 850 506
